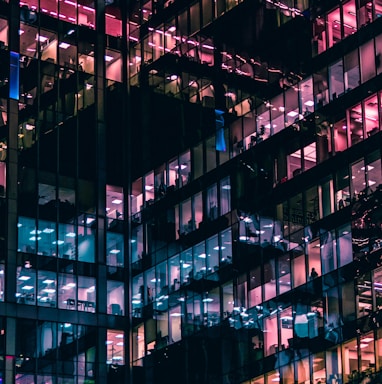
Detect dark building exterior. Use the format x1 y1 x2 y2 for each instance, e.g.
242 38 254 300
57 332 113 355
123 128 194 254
1 0 382 383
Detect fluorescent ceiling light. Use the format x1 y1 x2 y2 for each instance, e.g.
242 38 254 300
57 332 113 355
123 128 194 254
112 199 122 204
36 35 49 42
304 100 314 107
42 279 54 284
361 165 374 171
110 249 121 254
43 288 56 294
105 55 113 62
29 236 41 241
287 110 298 117
30 229 42 235
22 285 34 290
18 276 31 281
59 42 70 49
66 232 76 238
86 217 95 225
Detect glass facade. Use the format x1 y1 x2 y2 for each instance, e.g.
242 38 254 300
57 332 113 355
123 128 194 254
0 0 382 383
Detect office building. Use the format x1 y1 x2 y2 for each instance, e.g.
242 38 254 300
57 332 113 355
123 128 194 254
1 0 382 383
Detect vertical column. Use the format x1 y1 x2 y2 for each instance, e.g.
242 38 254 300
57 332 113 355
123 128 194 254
120 1 133 383
94 1 107 383
5 2 20 384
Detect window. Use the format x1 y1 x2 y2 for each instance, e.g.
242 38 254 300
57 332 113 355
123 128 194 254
329 59 344 100
344 49 360 91
193 241 206 279
16 266 36 305
327 7 341 48
308 238 321 279
206 235 219 273
37 270 56 307
78 275 96 312
106 185 124 226
360 40 375 83
207 184 218 220
107 231 124 267
78 223 95 263
106 330 124 365
105 49 122 83
220 177 231 215
364 94 379 138
105 5 122 37
107 280 124 315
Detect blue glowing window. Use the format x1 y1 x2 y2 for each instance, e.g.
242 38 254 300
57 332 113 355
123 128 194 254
10 51 20 100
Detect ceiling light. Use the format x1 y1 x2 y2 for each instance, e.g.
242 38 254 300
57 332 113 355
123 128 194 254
145 185 154 191
198 253 206 258
287 110 298 117
112 199 122 204
105 55 113 62
29 236 41 241
361 165 374 171
110 249 121 254
203 298 213 302
182 263 191 268
30 229 42 235
86 217 95 225
168 26 176 32
115 334 124 339
170 312 182 317
304 100 314 107
36 35 48 42
362 337 374 343
43 288 56 294
66 232 76 238
18 276 31 281
22 285 34 290
59 42 70 49
42 279 54 284
52 240 64 245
